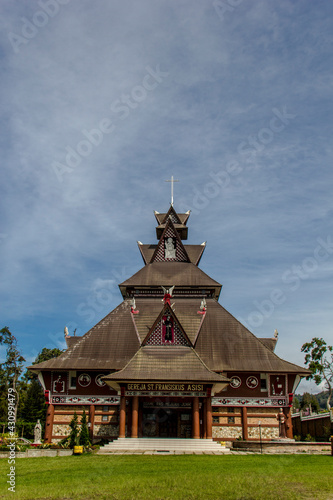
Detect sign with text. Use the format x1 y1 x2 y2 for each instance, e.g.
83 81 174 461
124 382 207 397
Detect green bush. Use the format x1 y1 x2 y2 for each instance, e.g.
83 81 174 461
69 411 79 448
79 409 90 447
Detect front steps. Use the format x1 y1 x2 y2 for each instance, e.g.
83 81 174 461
97 438 230 454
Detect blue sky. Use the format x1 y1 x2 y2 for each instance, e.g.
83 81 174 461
1 1 332 394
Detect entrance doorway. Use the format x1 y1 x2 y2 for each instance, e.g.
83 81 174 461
158 410 177 437
141 407 192 438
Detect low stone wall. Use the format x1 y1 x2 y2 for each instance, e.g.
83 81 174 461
213 426 242 440
232 441 331 454
0 449 73 459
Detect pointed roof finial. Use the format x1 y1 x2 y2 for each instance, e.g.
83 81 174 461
165 176 179 206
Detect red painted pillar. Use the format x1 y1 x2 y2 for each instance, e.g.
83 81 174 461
242 407 248 440
131 396 139 438
192 397 200 439
206 397 212 439
119 396 126 438
44 404 54 443
202 399 207 439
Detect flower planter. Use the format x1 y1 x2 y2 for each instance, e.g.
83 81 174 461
73 445 83 454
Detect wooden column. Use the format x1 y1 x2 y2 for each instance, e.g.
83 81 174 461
119 396 126 438
192 397 200 439
202 399 207 439
89 405 95 441
206 397 212 439
241 407 248 440
131 396 139 438
44 404 54 443
284 407 293 439
138 403 143 437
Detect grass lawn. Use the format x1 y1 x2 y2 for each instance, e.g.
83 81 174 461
0 454 332 500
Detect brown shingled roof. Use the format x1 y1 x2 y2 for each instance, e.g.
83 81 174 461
132 298 204 344
29 295 308 377
28 301 140 372
194 299 309 374
65 336 81 348
138 243 206 265
103 346 229 383
154 209 190 226
260 338 278 352
119 262 222 298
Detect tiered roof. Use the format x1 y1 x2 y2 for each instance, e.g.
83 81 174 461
30 205 309 379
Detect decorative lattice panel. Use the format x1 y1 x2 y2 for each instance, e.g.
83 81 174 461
169 213 179 223
152 226 188 262
145 319 189 346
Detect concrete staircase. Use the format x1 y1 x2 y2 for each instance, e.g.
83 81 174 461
97 438 230 454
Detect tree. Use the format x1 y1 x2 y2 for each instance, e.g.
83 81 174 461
19 347 63 438
19 379 46 438
0 327 25 421
301 337 333 411
292 396 300 413
79 409 90 447
316 390 330 411
69 411 79 448
25 347 63 382
300 392 320 413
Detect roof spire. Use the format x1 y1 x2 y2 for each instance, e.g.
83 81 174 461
165 175 179 206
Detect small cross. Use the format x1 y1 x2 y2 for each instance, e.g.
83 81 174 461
165 176 179 206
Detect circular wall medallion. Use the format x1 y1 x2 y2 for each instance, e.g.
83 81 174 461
78 373 91 387
230 376 242 389
246 376 259 389
95 374 106 387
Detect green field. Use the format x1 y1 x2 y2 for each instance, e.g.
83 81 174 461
0 454 332 500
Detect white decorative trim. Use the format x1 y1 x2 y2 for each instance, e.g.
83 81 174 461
125 391 207 397
212 396 288 407
38 372 46 390
51 394 120 405
291 411 332 422
292 375 301 394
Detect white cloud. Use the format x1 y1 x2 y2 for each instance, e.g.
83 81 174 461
1 0 332 370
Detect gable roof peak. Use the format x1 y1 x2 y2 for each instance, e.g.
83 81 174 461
154 206 190 240
142 302 192 347
150 216 190 263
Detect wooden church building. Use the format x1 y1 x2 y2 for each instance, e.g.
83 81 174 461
30 203 309 443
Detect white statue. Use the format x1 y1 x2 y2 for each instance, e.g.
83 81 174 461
34 419 42 444
130 298 139 314
165 237 176 259
199 298 207 311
